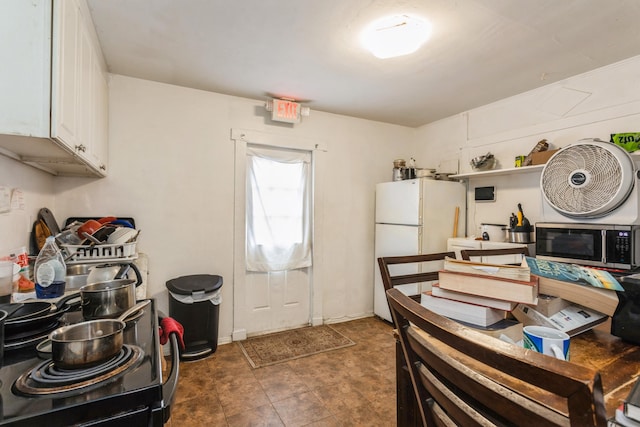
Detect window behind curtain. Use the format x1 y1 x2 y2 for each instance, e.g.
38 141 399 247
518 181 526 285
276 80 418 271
246 145 312 272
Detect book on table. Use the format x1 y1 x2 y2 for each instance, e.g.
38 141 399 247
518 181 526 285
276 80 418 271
437 269 539 305
625 377 640 422
512 302 607 336
525 257 624 291
431 283 518 311
420 291 506 327
458 318 523 345
524 254 620 317
533 273 619 317
444 257 531 281
531 294 571 317
613 404 640 427
535 277 619 317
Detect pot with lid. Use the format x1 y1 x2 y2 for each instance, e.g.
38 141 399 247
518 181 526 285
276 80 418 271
81 263 143 320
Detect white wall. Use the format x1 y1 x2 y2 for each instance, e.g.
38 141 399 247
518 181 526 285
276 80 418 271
416 55 640 237
53 75 415 342
5 54 640 345
0 155 55 256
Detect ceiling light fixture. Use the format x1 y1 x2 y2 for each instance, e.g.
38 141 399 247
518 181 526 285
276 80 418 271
360 14 431 59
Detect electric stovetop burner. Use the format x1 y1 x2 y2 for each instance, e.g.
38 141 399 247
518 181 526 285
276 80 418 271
13 345 143 397
4 322 61 352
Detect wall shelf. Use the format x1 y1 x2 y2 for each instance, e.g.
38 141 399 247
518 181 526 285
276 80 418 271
451 164 544 179
452 148 639 180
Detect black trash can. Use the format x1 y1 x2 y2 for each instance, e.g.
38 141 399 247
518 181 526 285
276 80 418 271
166 274 223 360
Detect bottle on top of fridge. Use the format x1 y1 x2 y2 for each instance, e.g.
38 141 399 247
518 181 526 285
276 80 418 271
34 236 66 298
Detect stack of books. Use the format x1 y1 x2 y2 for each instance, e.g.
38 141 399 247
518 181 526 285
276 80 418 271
609 377 640 426
437 259 538 305
419 257 537 342
421 256 622 341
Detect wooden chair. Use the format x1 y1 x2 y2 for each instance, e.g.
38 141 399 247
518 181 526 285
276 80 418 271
378 252 455 426
378 252 455 303
386 287 607 427
460 247 530 265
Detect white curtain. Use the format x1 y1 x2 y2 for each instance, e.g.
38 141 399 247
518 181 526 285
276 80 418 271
246 145 312 272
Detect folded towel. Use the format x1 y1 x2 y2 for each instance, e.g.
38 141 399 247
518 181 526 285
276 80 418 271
159 317 185 349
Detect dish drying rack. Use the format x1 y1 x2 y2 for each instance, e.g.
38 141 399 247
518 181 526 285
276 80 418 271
62 242 138 264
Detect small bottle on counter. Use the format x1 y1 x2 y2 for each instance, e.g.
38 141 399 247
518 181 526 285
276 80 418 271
34 236 66 298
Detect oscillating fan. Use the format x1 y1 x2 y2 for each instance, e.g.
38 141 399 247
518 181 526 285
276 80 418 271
541 139 636 218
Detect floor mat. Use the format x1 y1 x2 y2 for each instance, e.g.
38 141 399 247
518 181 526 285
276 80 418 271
238 324 356 368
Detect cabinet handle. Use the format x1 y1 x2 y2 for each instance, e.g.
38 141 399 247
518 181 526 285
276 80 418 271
75 144 87 152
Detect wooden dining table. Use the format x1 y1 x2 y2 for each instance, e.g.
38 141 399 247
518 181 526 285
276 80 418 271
395 325 640 426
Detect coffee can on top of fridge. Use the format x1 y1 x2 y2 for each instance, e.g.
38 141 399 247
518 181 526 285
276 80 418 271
515 155 525 167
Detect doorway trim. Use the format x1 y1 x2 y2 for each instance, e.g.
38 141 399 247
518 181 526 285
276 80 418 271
231 128 327 340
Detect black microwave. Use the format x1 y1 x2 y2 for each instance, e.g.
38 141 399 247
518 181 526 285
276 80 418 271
535 223 640 270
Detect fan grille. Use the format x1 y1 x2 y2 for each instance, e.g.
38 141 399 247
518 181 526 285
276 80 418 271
541 144 623 215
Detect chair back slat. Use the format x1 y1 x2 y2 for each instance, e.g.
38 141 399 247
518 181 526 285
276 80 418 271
378 252 455 292
460 247 529 265
377 252 455 318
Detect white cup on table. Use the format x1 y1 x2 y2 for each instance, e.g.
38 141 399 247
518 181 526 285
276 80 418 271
523 325 570 361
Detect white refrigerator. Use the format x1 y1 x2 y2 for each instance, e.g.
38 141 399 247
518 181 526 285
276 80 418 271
374 178 466 322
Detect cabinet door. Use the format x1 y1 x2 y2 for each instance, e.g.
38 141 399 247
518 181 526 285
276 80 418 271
93 58 109 174
51 0 80 150
51 0 109 175
79 3 108 173
0 0 51 137
76 15 94 163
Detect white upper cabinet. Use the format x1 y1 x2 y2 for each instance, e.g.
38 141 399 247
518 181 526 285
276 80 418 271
51 0 80 151
0 0 108 177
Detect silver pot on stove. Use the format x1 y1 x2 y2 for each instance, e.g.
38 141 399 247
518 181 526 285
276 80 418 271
49 300 150 368
80 263 143 320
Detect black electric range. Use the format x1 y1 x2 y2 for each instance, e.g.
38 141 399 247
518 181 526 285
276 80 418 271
0 299 179 426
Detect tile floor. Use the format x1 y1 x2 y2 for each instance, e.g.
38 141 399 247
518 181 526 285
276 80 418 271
169 316 397 426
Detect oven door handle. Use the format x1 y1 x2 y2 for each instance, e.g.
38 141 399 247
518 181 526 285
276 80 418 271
162 332 180 423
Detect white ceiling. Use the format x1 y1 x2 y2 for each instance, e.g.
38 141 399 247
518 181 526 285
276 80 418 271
86 0 640 127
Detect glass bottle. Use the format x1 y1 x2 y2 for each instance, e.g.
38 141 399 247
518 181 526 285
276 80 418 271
34 236 66 298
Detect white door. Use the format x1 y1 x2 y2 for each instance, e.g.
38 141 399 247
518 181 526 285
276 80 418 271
244 268 310 335
374 223 421 322
232 131 319 339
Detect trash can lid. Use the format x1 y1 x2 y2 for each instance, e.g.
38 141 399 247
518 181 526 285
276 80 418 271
166 274 223 295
